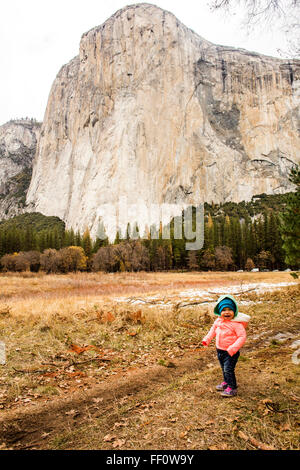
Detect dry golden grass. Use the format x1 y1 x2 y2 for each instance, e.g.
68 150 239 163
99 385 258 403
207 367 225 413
0 271 299 450
44 283 300 451
0 270 294 302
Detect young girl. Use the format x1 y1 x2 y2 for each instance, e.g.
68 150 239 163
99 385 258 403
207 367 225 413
202 295 250 397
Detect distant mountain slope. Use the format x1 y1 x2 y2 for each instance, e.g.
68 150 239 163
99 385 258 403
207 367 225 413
0 212 65 233
0 119 41 219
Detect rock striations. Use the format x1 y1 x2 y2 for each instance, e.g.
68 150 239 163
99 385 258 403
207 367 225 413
0 119 40 219
26 3 300 239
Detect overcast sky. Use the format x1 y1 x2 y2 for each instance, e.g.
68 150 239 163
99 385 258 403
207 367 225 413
0 0 294 126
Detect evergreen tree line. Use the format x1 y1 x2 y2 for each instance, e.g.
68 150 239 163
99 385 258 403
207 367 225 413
0 209 296 273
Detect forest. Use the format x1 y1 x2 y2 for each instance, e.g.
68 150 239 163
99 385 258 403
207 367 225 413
0 190 296 273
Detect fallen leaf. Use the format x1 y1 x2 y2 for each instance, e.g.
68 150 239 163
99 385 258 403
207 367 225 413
100 312 115 323
224 416 239 423
290 394 300 402
261 398 273 404
68 344 88 354
68 344 103 354
92 397 104 404
238 431 249 441
141 419 153 427
129 310 144 323
238 431 275 450
65 409 80 416
42 372 59 378
103 434 117 442
280 423 291 432
67 371 86 378
248 437 275 450
113 420 128 429
113 439 126 448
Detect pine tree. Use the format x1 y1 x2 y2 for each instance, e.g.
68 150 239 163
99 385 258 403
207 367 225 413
279 166 300 267
213 219 220 247
37 231 47 252
75 230 82 247
114 228 122 245
125 223 131 241
205 215 214 251
93 236 108 253
273 213 286 269
263 211 270 252
256 217 265 253
223 215 231 247
52 228 61 250
82 228 93 259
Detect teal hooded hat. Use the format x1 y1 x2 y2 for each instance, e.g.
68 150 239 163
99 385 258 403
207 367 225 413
213 294 239 317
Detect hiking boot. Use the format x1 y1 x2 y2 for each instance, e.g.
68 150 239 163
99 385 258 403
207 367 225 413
216 381 227 391
220 386 237 397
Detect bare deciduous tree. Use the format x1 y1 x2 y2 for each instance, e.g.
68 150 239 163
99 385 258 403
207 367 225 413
209 0 300 57
40 249 62 274
187 250 199 270
21 251 41 272
92 245 118 272
200 249 216 270
245 257 255 271
215 246 233 270
0 253 30 272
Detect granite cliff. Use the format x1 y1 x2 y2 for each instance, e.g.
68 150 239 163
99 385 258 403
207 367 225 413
26 3 300 239
0 119 40 220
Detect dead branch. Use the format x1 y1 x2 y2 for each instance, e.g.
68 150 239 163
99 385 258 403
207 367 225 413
12 367 47 374
234 288 257 295
68 357 111 367
127 297 168 305
265 402 299 414
174 300 215 310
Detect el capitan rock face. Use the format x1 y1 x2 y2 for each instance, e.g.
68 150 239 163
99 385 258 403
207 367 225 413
26 3 300 238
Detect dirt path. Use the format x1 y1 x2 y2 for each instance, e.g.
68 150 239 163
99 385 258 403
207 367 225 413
0 349 215 450
0 329 299 450
0 279 298 450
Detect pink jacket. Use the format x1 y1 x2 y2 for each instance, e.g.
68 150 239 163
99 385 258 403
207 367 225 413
202 318 246 356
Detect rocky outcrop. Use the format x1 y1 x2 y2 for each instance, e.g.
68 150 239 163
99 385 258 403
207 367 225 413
0 119 40 220
26 3 300 239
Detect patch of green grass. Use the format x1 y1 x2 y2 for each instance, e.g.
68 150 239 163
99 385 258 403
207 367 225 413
34 385 59 396
50 433 72 449
239 355 250 362
270 340 281 347
157 359 167 366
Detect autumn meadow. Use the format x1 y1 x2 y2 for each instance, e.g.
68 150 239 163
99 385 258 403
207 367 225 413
0 270 299 450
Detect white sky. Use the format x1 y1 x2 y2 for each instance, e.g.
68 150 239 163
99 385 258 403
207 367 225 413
0 0 293 126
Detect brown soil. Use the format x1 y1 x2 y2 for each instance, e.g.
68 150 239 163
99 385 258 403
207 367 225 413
0 349 214 450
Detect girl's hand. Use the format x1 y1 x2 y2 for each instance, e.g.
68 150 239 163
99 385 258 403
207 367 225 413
202 340 208 347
